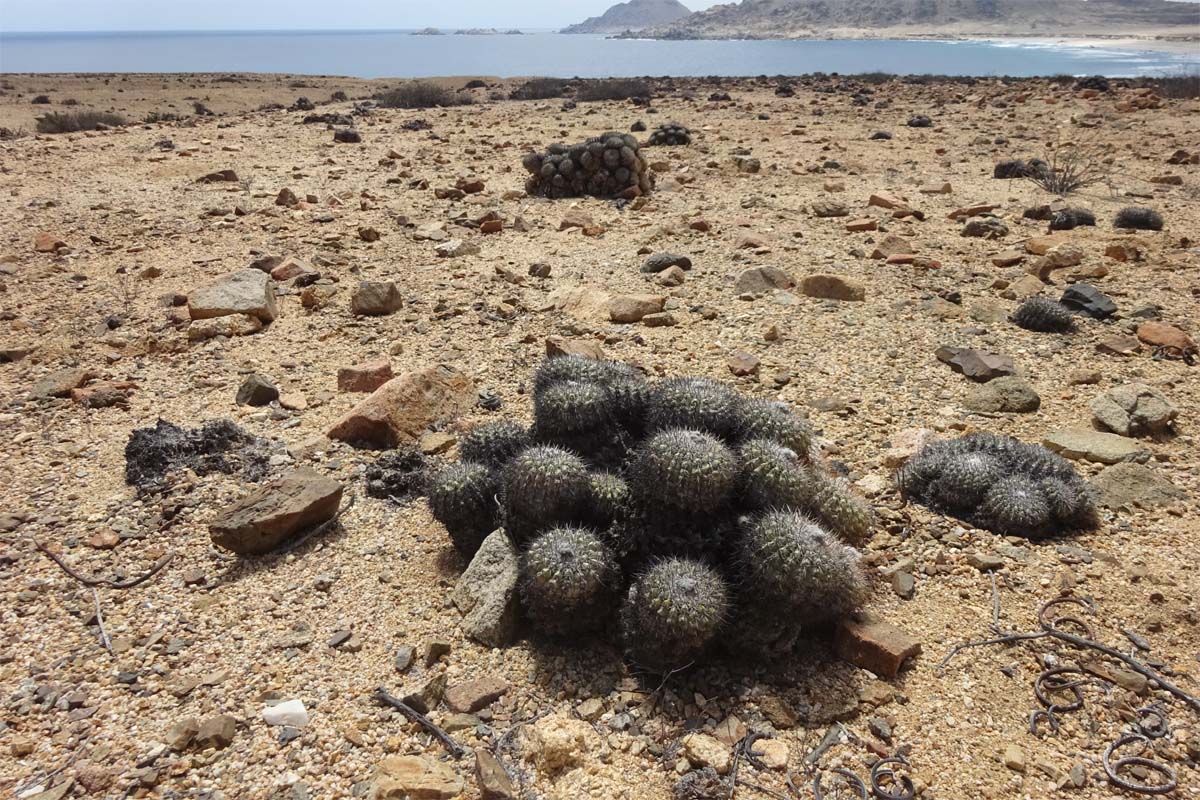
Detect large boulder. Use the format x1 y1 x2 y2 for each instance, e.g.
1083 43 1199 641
327 364 474 448
209 469 344 555
188 269 278 322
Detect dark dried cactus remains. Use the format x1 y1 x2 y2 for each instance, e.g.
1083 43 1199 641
897 432 1097 538
521 131 654 199
1011 296 1075 333
425 354 877 671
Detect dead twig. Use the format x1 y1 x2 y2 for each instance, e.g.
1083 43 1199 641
372 686 465 759
91 587 112 655
32 539 174 589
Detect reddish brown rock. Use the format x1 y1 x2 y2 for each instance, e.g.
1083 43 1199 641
445 677 509 713
799 274 865 302
727 350 760 376
327 364 475 448
558 211 595 231
210 469 344 555
34 232 67 253
835 615 922 679
1137 321 1197 356
71 380 135 408
337 360 394 393
845 218 877 232
30 367 94 399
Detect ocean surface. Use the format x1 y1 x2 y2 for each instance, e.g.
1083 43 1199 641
0 30 1196 78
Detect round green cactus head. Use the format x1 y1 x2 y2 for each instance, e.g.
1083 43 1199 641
627 428 738 512
502 445 590 542
427 461 499 558
735 398 814 456
645 376 742 439
621 557 729 669
458 420 531 469
520 526 618 635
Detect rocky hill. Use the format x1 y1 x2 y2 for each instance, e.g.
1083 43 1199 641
562 0 692 33
630 0 1200 38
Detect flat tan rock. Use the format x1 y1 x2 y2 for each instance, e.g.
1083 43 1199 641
209 469 344 556
372 755 463 800
327 364 474 448
188 268 277 322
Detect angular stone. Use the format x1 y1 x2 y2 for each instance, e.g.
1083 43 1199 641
372 755 464 800
187 314 263 341
270 256 316 282
194 714 237 750
799 273 865 302
209 469 344 555
197 169 238 183
834 615 922 679
1092 462 1186 510
1042 429 1147 464
991 249 1025 267
188 269 277 322
523 714 600 773
544 336 605 360
235 374 279 406
727 350 760 376
435 238 480 258
608 294 665 323
734 266 795 294
870 234 912 260
811 201 849 218
935 346 1015 382
475 751 515 800
964 376 1040 413
451 530 518 647
165 717 201 751
350 281 402 316
402 673 447 714
445 677 509 713
682 733 732 774
868 192 908 210
30 367 93 399
1060 284 1116 319
962 218 1009 239
337 360 394 393
1090 383 1177 437
655 265 686 287
559 211 595 231
1097 335 1142 356
845 218 877 232
327 364 474 448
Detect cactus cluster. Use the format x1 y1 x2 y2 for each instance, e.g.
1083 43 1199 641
896 432 1097 538
521 132 653 199
647 122 691 146
1011 295 1075 333
425 354 873 670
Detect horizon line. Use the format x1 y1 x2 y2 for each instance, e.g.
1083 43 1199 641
0 26 566 35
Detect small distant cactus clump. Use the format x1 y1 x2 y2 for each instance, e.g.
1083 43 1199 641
897 432 1096 538
1114 206 1163 231
1011 296 1075 333
1049 208 1096 231
521 131 653 199
426 353 877 670
647 122 691 146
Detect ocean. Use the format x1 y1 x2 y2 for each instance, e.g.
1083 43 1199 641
0 30 1196 78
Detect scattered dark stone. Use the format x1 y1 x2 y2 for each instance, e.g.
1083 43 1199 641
477 388 503 411
302 113 353 126
641 252 692 273
994 159 1049 180
278 726 303 745
528 262 551 278
774 84 795 97
364 447 427 501
869 131 893 140
631 120 647 132
401 118 432 131
1060 284 1117 319
962 218 1009 239
197 169 239 184
906 115 932 128
289 97 315 112
124 419 274 491
236 374 279 406
1074 75 1110 93
333 129 362 143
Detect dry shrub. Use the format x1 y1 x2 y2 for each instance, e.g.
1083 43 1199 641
36 111 126 134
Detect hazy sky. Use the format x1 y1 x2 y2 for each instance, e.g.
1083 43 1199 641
0 0 686 31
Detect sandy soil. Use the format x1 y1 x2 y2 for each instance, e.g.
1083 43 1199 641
0 72 1198 800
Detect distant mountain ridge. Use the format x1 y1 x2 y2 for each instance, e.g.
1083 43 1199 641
617 0 1200 39
562 0 692 34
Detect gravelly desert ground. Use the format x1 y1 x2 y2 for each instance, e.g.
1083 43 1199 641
0 72 1198 800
